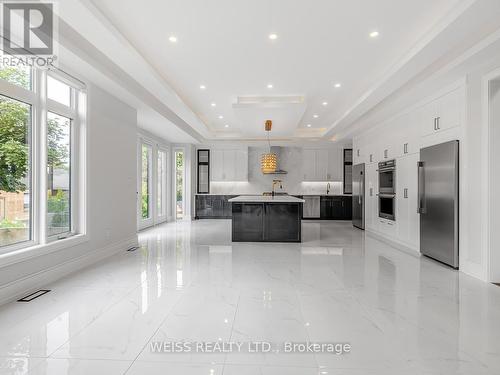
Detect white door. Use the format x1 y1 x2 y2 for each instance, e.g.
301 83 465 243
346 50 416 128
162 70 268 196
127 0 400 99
138 142 154 229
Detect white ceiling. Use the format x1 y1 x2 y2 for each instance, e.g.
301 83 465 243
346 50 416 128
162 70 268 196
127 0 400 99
88 0 466 141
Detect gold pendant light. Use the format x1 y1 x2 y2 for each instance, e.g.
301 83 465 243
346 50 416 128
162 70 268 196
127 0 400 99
261 120 277 174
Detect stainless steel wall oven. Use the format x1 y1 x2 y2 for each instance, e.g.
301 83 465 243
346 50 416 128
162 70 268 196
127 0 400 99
378 160 396 221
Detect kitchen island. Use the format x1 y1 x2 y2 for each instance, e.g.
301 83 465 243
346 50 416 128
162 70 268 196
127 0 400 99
228 195 304 242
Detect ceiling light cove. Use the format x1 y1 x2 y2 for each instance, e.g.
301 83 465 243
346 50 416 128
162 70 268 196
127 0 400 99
168 35 178 43
268 33 278 40
369 30 380 38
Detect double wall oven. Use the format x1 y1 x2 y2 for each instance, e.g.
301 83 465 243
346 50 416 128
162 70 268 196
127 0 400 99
378 160 396 221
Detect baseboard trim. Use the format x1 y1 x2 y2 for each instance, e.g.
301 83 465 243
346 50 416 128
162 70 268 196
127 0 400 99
0 236 138 307
365 229 421 258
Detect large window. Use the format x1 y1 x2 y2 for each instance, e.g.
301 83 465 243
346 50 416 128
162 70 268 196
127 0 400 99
47 112 71 238
0 95 31 247
0 64 85 253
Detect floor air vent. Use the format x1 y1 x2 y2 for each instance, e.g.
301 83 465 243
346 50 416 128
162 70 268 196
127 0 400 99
18 290 51 302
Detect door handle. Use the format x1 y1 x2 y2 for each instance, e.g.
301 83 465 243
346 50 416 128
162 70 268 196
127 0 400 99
404 188 408 199
436 117 441 130
433 118 437 131
358 174 363 204
417 161 426 213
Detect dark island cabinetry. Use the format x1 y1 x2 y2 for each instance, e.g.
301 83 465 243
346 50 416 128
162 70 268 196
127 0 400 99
230 196 304 242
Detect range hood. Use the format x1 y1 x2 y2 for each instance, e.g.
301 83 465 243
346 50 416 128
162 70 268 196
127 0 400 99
263 146 288 175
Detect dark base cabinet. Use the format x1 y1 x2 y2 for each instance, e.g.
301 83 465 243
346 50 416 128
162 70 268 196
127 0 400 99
195 195 236 219
232 202 302 242
320 196 352 220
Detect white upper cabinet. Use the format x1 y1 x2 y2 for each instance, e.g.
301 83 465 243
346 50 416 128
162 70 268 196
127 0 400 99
302 149 317 181
211 149 224 181
328 148 343 181
421 88 462 137
302 148 343 181
211 148 248 182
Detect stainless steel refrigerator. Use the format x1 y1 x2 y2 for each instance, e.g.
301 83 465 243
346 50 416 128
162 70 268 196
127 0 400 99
418 140 459 268
352 163 365 230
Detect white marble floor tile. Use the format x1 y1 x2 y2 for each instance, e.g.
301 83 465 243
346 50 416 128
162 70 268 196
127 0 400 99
0 357 44 375
27 358 131 375
0 220 499 374
125 361 223 375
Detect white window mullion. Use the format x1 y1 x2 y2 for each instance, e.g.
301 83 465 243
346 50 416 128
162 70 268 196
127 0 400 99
37 70 48 245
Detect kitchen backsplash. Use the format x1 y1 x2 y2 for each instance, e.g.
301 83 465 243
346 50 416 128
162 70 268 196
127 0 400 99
209 147 344 195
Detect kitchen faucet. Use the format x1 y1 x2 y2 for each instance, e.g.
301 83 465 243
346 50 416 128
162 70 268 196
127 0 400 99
326 182 331 195
272 179 283 196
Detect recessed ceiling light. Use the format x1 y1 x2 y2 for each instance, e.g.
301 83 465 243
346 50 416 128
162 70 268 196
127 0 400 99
306 124 312 128
313 114 319 119
334 83 342 88
224 124 229 128
267 83 273 89
268 33 278 40
369 30 380 38
199 85 206 90
168 35 178 43
322 101 328 106
211 102 216 107
218 115 224 119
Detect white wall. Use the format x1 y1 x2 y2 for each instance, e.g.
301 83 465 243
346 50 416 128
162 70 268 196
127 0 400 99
0 84 138 303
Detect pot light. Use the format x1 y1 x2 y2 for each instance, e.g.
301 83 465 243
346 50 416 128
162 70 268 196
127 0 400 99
267 83 273 89
369 30 379 38
313 114 319 119
199 85 206 90
334 83 342 88
211 102 216 107
168 35 178 43
306 124 312 128
218 115 224 119
224 124 229 128
268 33 278 40
322 101 328 106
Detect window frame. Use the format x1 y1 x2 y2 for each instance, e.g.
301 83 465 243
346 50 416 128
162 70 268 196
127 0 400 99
156 147 168 223
0 66 87 257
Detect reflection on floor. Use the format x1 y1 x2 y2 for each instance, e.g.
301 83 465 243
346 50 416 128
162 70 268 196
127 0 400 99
1 220 500 374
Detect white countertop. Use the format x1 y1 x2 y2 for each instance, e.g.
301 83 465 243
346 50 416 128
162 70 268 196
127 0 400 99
228 195 305 203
